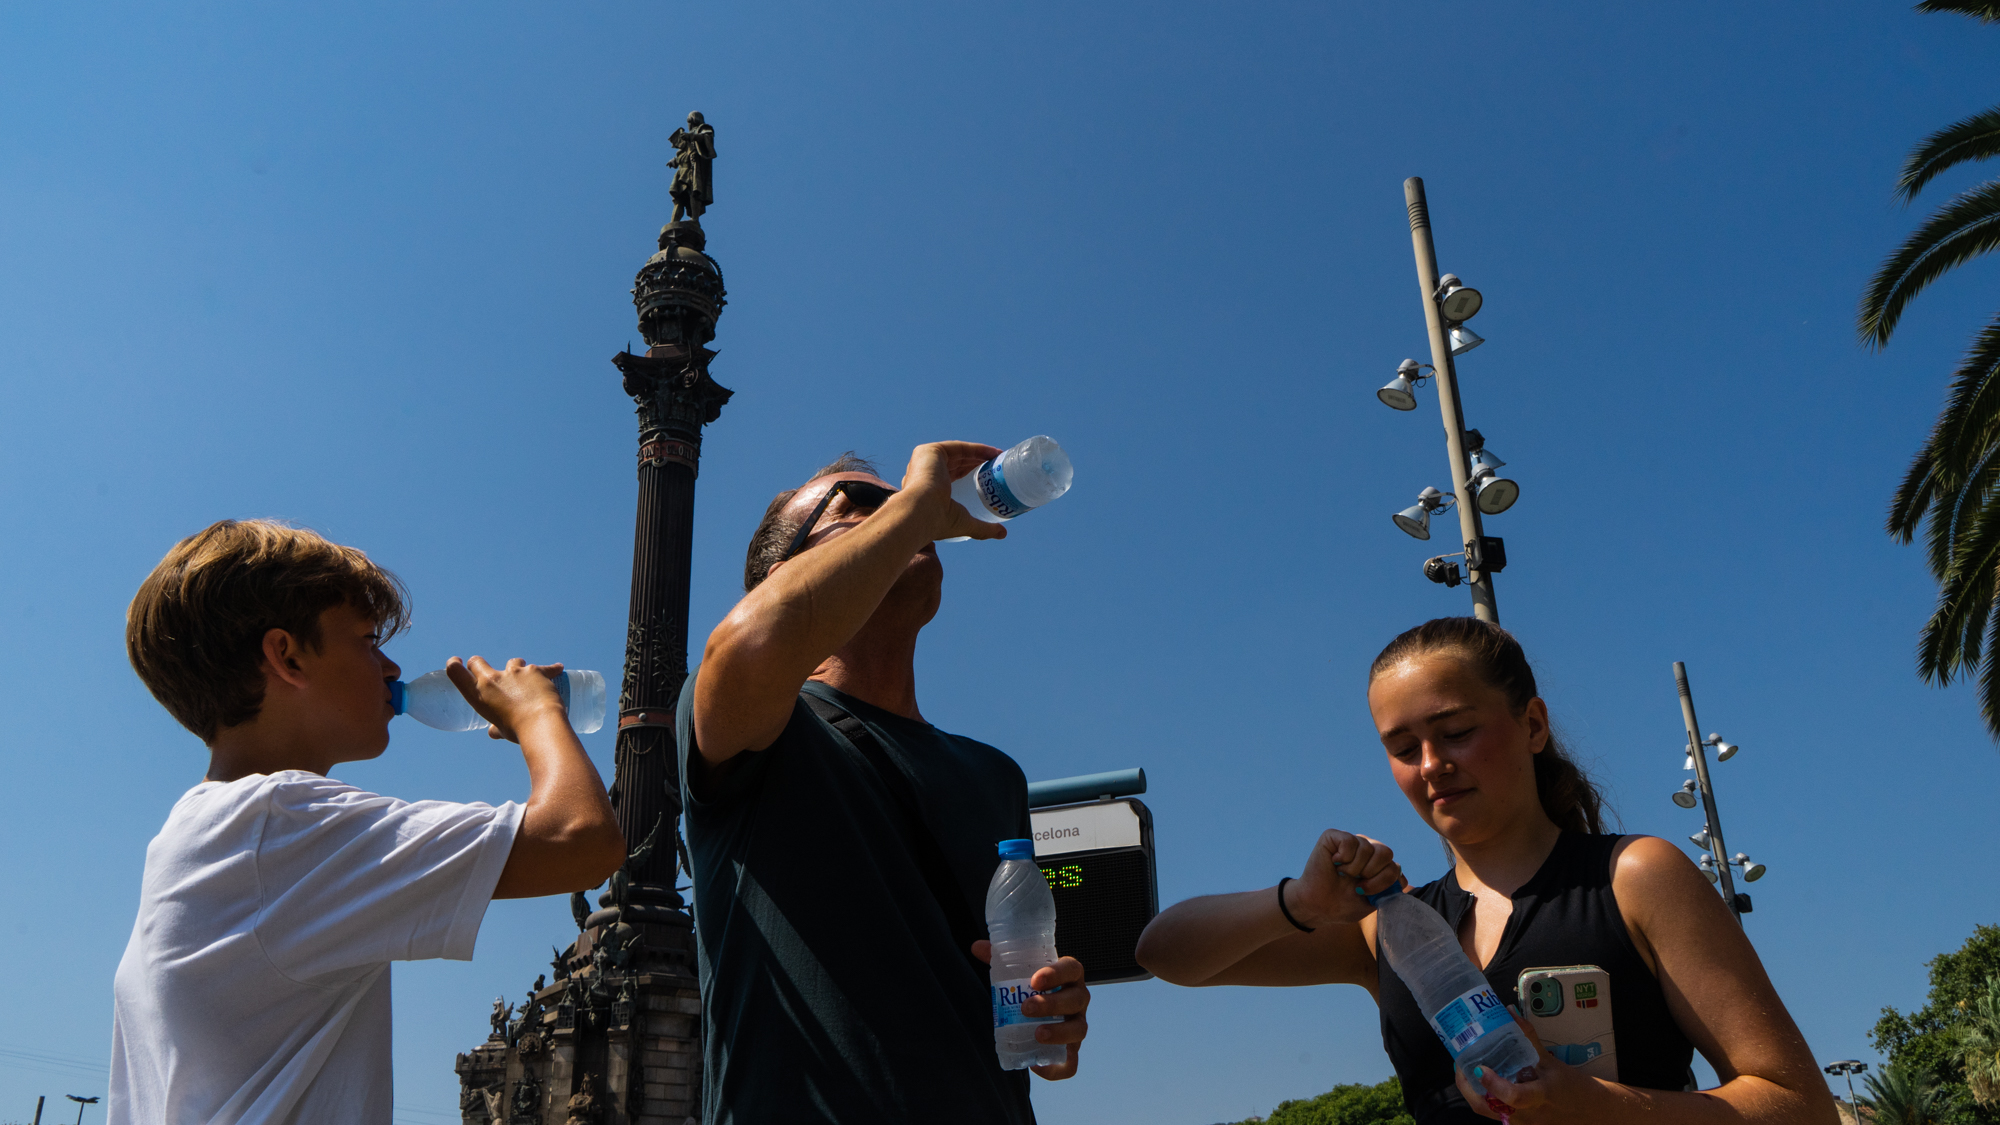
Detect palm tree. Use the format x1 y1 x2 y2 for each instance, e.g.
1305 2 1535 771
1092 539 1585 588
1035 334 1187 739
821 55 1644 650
1862 1063 1953 1125
1863 1 2000 736
1956 976 2000 1106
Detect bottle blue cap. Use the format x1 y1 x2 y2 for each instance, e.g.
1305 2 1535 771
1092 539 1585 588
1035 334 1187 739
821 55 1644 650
997 838 1035 860
389 680 406 716
1366 883 1406 905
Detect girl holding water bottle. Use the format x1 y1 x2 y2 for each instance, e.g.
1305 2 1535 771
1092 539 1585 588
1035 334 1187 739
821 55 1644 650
1136 619 1835 1125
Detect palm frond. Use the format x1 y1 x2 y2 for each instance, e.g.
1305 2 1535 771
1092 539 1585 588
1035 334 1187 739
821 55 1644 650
1863 1062 1952 1124
1901 107 2000 201
1890 441 1943 544
1858 180 2000 348
1916 0 2000 21
1911 446 2000 683
1927 317 2000 479
1922 436 2000 584
1916 528 1999 684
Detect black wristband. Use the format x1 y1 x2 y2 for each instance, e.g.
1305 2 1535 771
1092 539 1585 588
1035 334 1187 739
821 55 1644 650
1277 876 1315 933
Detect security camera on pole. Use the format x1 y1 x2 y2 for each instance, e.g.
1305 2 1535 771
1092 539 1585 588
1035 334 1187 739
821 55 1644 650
1377 178 1518 622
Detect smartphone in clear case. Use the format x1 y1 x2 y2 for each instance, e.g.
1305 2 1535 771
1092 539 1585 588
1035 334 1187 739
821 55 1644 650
1517 965 1616 1080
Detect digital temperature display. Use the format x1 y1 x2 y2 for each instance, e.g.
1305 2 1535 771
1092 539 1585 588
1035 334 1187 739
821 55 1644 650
1036 849 1155 982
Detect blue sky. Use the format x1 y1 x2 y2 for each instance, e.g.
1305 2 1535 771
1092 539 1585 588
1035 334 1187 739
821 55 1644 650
3 3 1997 1123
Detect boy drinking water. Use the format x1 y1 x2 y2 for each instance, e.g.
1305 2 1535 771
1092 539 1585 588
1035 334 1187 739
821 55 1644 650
110 519 625 1123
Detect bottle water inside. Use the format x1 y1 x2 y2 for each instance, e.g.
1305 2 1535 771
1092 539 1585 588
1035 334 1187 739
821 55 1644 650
986 838 1067 1070
1369 884 1539 1084
951 436 1074 526
392 669 606 735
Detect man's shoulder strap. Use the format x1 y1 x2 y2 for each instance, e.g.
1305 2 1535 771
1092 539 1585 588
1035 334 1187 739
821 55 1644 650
800 692 985 962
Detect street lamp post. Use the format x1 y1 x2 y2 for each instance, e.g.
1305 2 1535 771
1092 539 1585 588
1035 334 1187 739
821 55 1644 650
1405 176 1498 623
62 1096 96 1125
1672 662 1767 923
1823 1060 1866 1120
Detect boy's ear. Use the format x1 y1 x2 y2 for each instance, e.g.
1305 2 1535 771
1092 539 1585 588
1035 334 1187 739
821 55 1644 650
260 627 313 691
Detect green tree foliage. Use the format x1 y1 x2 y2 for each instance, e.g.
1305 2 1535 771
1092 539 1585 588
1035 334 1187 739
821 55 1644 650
1224 1077 1415 1125
1957 978 2000 1106
1873 925 2000 1124
1864 1063 1957 1125
1861 5 2000 736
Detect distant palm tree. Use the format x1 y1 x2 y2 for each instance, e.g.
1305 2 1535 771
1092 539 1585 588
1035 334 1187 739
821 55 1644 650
1863 1 2000 735
1862 1063 1953 1125
1956 976 2000 1105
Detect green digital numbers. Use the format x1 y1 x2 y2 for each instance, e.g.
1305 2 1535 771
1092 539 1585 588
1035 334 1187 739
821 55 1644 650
1040 863 1084 889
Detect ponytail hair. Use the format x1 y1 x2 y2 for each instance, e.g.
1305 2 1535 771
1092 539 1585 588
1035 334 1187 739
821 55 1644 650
1369 617 1609 835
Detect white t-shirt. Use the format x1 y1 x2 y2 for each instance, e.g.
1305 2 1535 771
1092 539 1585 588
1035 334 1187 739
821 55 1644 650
109 771 523 1125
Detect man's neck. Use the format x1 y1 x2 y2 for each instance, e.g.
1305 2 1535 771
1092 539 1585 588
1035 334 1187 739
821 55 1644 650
809 628 924 723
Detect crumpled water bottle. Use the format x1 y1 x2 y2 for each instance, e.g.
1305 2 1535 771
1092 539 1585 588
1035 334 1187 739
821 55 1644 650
1370 884 1538 1088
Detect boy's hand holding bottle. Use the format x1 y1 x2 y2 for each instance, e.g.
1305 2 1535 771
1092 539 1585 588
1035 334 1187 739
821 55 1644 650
444 657 579 742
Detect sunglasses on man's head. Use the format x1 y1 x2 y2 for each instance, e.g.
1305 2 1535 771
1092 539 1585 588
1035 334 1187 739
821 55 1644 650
780 479 900 561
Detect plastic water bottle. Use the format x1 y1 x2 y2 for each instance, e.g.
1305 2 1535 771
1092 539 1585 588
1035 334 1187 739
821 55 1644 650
952 436 1074 525
391 669 607 735
1369 884 1539 1086
986 838 1066 1070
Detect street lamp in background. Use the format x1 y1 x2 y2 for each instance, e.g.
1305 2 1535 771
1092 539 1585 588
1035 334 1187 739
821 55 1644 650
1670 662 1765 923
63 1096 97 1125
1823 1060 1866 1119
1376 178 1517 623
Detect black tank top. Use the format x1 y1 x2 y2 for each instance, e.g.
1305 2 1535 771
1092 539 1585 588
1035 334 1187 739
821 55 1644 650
1377 833 1694 1124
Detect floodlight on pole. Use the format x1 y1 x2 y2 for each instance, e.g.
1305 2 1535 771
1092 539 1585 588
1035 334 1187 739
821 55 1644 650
1449 324 1485 355
1436 273 1484 322
1697 854 1720 884
1468 455 1520 514
1705 733 1740 762
1672 779 1699 808
1689 828 1712 851
1378 359 1428 411
1824 1060 1867 1117
1394 486 1452 540
1732 853 1766 882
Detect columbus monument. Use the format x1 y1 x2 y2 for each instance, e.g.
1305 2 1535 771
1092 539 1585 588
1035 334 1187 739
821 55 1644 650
456 112 729 1125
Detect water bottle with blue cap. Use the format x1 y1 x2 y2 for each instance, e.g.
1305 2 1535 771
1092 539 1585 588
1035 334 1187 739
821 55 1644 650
986 837 1066 1070
391 668 606 734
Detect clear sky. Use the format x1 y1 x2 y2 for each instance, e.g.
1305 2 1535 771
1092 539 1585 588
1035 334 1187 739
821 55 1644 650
3 3 1997 1123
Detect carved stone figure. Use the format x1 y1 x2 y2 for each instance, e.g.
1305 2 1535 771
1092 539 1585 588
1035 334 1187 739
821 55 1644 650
564 1073 603 1125
570 890 591 932
488 998 511 1042
511 1071 542 1118
667 111 716 223
480 1085 505 1123
533 974 546 993
592 919 644 977
551 945 571 981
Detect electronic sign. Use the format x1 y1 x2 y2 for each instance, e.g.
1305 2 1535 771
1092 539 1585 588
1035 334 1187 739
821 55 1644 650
1030 797 1156 984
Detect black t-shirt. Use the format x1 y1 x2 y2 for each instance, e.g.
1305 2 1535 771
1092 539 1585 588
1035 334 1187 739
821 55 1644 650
676 673 1037 1125
1377 833 1695 1124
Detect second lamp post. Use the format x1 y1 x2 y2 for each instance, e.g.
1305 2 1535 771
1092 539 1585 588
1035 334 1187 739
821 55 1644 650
1378 176 1517 623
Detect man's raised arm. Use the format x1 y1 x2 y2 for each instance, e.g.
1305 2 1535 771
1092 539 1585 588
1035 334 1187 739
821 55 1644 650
692 441 1004 764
